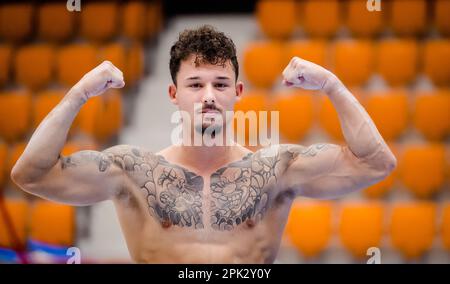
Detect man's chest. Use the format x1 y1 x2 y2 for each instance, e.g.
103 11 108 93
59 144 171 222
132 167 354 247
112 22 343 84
128 153 284 231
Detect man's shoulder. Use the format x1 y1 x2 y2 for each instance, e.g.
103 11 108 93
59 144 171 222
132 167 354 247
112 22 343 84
102 144 157 159
253 144 307 160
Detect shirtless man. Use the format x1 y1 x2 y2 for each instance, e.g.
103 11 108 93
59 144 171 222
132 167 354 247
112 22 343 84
11 26 396 263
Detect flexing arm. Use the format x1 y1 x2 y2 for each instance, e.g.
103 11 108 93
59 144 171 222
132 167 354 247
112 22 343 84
280 57 397 199
11 61 126 205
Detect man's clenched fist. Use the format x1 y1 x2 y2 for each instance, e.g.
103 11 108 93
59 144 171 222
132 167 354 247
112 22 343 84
282 57 338 92
73 61 125 100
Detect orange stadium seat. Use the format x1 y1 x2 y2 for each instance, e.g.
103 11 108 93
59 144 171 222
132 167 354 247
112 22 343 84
147 0 163 39
0 3 33 42
0 91 32 142
339 202 384 258
234 90 271 147
346 0 384 37
32 90 64 129
442 203 450 250
413 90 450 140
400 144 446 198
30 200 75 246
285 201 332 257
99 43 127 74
256 0 297 39
318 95 344 141
390 202 436 259
37 2 75 42
80 2 118 42
318 90 365 142
423 40 450 86
96 90 124 142
0 199 28 248
77 90 122 142
77 96 103 139
435 0 450 35
284 40 328 68
15 44 55 91
123 1 148 41
60 139 98 157
272 90 314 142
332 40 374 87
0 44 12 87
60 140 99 156
61 141 83 157
377 39 419 86
57 44 99 87
243 42 284 88
301 0 340 37
33 89 80 138
365 90 409 141
0 142 7 187
125 43 145 88
389 0 427 35
7 142 27 181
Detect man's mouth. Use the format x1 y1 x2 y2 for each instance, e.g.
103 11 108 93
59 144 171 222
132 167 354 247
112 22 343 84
201 108 220 114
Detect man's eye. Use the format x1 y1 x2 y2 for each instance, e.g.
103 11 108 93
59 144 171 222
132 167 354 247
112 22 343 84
190 84 201 88
215 84 228 88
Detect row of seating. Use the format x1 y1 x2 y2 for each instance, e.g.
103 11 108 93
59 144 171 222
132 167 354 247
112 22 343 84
235 89 450 142
0 89 123 143
0 199 75 249
243 39 450 88
1 87 447 144
0 42 145 90
284 200 450 259
0 1 162 43
256 0 450 39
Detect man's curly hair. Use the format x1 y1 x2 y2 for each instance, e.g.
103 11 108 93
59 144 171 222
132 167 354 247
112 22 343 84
169 25 239 85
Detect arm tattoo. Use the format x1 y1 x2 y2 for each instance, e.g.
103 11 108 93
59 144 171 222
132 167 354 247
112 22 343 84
210 152 281 231
285 143 331 158
60 151 112 172
60 156 77 169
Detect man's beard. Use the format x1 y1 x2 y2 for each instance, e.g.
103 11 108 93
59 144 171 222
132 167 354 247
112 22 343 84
195 120 223 137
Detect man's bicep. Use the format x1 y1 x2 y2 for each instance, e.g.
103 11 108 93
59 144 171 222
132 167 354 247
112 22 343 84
282 143 387 199
31 148 126 205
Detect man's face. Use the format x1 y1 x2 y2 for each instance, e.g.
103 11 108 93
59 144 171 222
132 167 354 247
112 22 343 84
169 54 244 135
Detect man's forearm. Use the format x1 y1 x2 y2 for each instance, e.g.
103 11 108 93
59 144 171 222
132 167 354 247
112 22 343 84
11 87 86 183
324 76 396 169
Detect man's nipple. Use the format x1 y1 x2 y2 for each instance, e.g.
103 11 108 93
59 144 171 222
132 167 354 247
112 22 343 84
162 219 172 228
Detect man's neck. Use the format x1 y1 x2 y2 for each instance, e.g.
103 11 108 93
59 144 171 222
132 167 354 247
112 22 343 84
161 140 249 174
180 144 232 167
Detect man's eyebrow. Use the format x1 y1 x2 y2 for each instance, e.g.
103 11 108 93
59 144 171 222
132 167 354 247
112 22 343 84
185 76 201 80
215 76 231 80
184 76 231 81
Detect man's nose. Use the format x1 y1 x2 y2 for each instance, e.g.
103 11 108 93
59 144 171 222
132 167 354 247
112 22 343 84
202 86 216 104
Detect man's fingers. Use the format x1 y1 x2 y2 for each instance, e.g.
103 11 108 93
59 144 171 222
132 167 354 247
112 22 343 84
283 66 303 86
102 63 124 88
282 79 293 86
110 71 125 88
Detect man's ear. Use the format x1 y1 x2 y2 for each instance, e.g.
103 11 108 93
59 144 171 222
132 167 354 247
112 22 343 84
168 83 178 104
235 81 244 101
